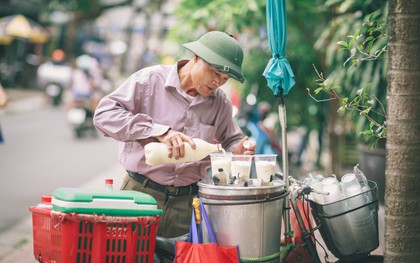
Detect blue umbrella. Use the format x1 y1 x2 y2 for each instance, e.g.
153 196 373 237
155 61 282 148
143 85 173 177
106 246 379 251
263 0 295 246
263 0 295 96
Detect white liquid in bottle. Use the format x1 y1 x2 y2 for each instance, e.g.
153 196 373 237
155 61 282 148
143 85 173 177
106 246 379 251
145 138 222 165
105 179 114 190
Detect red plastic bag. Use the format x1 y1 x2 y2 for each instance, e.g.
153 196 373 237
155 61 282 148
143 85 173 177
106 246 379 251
174 198 240 263
174 243 240 263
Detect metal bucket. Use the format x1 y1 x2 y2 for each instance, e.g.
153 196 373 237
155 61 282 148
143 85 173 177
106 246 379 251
198 179 288 263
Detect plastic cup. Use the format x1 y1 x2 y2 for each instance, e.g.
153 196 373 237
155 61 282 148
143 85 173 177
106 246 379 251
341 173 362 198
321 176 342 203
307 171 325 203
254 154 277 186
231 155 252 186
210 152 232 185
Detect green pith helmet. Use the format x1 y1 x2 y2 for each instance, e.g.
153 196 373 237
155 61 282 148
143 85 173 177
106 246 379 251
183 31 244 83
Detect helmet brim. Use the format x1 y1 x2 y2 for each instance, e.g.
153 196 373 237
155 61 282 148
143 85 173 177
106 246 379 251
183 42 244 83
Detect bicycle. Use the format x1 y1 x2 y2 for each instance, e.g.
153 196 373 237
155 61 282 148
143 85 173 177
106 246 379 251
286 176 384 263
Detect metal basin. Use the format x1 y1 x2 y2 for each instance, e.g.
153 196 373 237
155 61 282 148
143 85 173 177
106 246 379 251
198 179 288 263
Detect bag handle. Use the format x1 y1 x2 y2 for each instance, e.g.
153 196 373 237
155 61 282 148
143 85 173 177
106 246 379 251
189 208 200 243
188 197 203 244
188 197 218 244
199 198 217 243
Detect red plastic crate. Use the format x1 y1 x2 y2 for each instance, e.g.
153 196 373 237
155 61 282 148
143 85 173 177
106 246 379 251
29 206 160 263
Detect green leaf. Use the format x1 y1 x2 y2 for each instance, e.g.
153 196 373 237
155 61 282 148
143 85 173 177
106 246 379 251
349 38 355 47
360 108 370 115
338 105 346 112
337 41 349 49
368 140 377 149
314 87 323 94
364 36 374 44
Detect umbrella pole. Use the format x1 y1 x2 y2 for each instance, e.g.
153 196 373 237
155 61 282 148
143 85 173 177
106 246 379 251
278 94 292 244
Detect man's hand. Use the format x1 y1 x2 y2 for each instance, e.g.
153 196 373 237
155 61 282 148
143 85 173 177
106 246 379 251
155 130 196 159
232 136 256 155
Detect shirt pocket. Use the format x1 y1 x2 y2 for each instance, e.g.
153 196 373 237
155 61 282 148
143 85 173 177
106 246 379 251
198 123 217 142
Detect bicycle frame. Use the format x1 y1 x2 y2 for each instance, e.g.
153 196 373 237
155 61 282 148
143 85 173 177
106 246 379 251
289 181 322 263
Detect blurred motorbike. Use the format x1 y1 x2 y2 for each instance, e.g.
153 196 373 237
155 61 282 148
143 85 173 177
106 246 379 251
37 50 72 107
44 82 65 106
66 96 96 138
66 54 107 139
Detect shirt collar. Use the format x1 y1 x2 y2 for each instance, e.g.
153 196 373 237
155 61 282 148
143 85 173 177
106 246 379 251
165 59 216 99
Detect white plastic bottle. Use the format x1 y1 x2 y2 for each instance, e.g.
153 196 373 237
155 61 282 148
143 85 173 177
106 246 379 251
145 138 222 165
105 179 114 190
36 195 53 210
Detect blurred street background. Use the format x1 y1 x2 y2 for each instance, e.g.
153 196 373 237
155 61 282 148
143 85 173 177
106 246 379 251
0 0 390 262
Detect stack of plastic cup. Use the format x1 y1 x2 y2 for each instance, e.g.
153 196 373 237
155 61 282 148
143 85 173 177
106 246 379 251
341 173 375 251
321 175 356 255
306 172 326 203
321 177 342 205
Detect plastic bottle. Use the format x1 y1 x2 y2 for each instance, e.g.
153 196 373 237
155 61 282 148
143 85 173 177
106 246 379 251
36 195 53 210
145 138 222 165
105 179 114 190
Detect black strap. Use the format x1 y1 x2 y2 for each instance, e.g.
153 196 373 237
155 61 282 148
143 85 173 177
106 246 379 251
127 171 198 196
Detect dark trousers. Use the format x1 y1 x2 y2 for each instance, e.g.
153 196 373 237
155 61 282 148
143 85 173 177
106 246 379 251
121 174 195 238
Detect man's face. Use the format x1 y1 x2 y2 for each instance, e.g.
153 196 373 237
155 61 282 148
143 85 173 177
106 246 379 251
191 57 230 96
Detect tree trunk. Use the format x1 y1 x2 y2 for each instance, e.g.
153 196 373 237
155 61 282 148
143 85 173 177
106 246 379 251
385 1 420 262
327 98 340 175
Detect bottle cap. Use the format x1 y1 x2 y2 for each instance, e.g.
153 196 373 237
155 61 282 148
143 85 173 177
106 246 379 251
105 179 113 184
41 195 52 204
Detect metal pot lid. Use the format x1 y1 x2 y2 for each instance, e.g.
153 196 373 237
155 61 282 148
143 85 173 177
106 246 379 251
198 179 286 201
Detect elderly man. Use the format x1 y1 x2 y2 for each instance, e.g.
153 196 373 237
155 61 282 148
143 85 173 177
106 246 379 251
93 31 255 238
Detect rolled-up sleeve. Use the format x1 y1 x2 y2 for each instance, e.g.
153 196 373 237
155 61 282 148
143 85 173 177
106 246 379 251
94 68 171 142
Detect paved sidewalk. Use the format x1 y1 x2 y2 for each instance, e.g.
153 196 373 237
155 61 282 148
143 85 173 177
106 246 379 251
0 88 46 115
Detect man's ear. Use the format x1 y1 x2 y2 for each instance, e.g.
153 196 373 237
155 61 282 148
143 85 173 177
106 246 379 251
193 54 200 62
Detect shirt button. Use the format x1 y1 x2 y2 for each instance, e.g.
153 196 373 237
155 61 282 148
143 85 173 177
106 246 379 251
175 175 179 178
